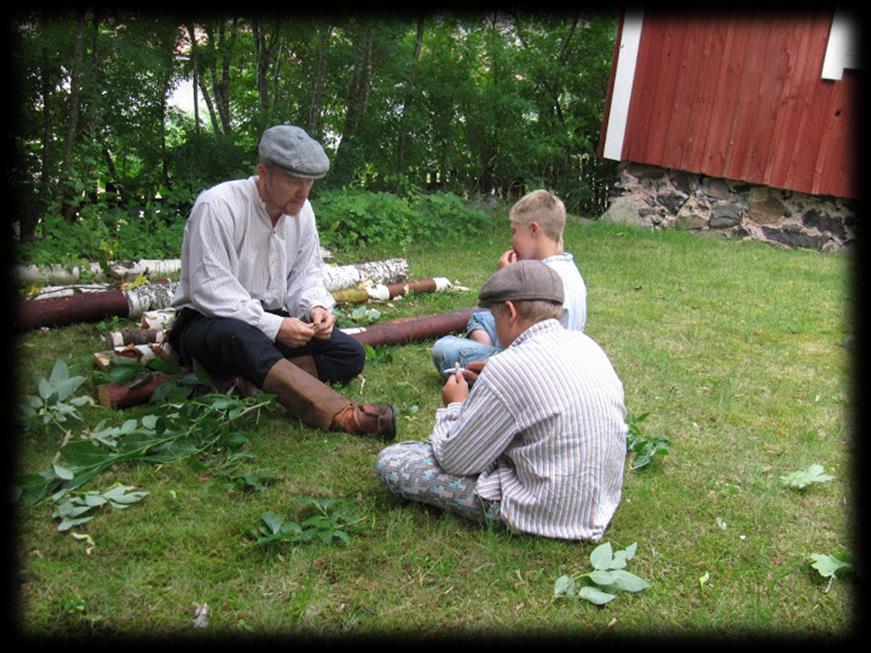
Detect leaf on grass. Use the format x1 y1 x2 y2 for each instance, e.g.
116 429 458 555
579 586 616 605
608 569 651 592
780 464 835 490
699 571 710 589
810 552 854 579
553 575 576 597
53 463 75 481
261 511 283 535
589 542 613 570
589 570 616 585
609 542 637 569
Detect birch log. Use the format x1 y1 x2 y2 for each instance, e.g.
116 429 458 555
322 258 409 292
15 280 179 331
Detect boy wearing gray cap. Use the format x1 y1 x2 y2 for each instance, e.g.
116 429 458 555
376 260 627 541
170 125 395 439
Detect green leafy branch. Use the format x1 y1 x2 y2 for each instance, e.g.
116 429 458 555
251 497 364 547
626 412 670 470
554 542 651 605
15 390 274 509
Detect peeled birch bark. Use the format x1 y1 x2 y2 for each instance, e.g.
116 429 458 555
27 283 113 301
332 277 454 304
322 258 409 292
16 259 180 284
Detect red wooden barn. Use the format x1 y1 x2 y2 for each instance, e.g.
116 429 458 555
598 10 858 199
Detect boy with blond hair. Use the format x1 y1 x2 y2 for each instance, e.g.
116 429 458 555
431 189 587 376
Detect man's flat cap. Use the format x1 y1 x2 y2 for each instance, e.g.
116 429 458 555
258 125 330 179
478 260 564 307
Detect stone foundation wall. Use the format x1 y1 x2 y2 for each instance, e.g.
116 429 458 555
600 162 856 252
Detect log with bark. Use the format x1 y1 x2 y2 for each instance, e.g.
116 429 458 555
15 280 179 331
322 258 409 292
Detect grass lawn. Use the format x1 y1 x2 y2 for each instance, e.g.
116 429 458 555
13 215 855 638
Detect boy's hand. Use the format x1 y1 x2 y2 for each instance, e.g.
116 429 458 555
442 371 470 406
497 249 518 269
461 359 487 384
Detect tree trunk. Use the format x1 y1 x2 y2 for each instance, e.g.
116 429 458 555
307 25 333 138
333 22 375 183
188 23 220 136
57 10 87 220
398 16 425 170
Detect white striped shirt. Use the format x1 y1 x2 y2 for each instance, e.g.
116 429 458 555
429 319 627 541
172 176 335 342
541 252 587 332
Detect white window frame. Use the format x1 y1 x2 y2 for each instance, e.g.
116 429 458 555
822 10 859 80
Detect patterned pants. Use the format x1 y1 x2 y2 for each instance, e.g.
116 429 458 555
375 441 502 524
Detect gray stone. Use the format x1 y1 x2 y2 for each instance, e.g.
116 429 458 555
708 204 742 229
599 196 649 228
802 210 847 240
702 177 734 201
675 210 707 230
670 171 698 195
761 226 827 250
657 190 689 214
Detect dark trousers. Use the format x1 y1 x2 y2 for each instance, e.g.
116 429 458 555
168 308 365 388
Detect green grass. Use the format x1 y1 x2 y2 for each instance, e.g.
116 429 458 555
14 217 855 637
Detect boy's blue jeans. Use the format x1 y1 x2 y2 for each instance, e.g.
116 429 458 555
430 310 503 377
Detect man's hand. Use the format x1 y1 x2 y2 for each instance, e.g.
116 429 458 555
276 316 316 348
497 249 518 269
442 371 470 406
310 306 335 340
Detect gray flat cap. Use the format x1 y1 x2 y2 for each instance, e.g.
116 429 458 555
478 260 564 307
258 125 330 179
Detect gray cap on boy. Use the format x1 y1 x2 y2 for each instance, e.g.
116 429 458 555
478 260 565 307
258 125 330 179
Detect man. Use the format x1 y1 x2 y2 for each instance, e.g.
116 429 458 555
169 124 395 439
376 261 626 540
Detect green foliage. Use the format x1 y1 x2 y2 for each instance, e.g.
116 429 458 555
314 187 491 254
625 412 670 470
780 464 835 490
15 390 274 509
51 484 149 532
251 497 362 547
19 359 94 436
553 542 651 606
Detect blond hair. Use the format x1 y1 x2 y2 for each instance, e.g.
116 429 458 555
509 189 566 248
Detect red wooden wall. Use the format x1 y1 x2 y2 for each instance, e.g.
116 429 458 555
615 13 855 198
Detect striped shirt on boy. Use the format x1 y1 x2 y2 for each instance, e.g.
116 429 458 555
429 319 627 541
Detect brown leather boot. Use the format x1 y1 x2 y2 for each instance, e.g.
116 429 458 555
287 354 319 378
261 358 351 430
331 404 397 441
260 358 396 439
